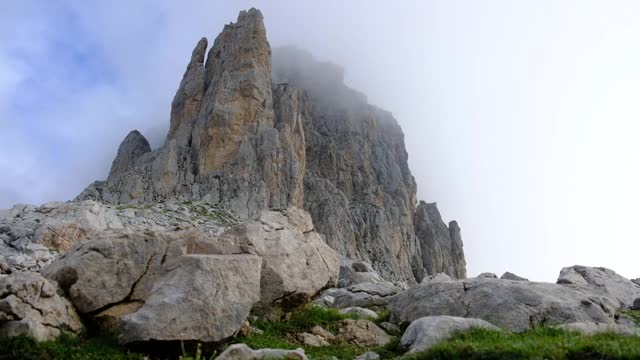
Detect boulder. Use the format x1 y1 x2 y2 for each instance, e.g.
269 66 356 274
214 343 307 360
421 273 452 284
501 272 528 281
355 352 380 360
378 322 401 335
401 316 500 354
388 277 623 332
339 307 378 319
632 297 640 311
477 272 498 279
337 319 391 347
117 254 262 343
310 325 335 341
325 281 403 309
0 272 83 341
249 208 338 311
42 228 261 343
557 265 640 307
296 332 329 347
556 322 640 336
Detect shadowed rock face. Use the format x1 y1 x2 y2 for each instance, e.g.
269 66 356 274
75 8 466 284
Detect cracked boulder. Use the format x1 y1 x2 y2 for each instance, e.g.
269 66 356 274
42 228 262 343
0 271 83 341
388 277 626 332
40 207 335 342
319 281 403 310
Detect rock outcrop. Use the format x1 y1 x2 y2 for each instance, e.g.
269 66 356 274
74 8 467 284
41 207 337 343
0 272 83 341
388 277 626 332
557 265 640 308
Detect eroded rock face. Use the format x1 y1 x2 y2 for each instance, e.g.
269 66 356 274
74 9 467 284
557 265 640 308
0 272 83 341
77 9 307 219
337 319 391 347
388 277 626 332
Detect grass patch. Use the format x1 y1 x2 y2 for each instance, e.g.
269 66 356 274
624 310 640 326
0 335 143 360
410 327 640 360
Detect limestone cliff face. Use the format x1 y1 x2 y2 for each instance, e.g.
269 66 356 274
79 9 306 218
77 8 466 283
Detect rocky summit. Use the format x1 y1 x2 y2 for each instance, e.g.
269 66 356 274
3 7 640 360
74 8 465 284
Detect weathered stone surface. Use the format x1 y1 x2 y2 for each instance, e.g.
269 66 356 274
107 130 151 184
477 272 498 279
0 200 235 274
322 281 403 309
414 202 466 280
501 272 528 281
388 278 624 332
401 316 500 354
73 9 467 285
355 352 380 360
41 227 262 343
632 278 640 286
76 9 307 220
339 307 378 319
378 322 401 335
337 259 383 288
0 272 83 341
555 322 640 336
214 343 308 360
40 207 334 342
122 255 262 343
245 208 338 311
296 332 329 347
557 265 640 307
421 273 453 284
310 325 335 341
337 319 391 347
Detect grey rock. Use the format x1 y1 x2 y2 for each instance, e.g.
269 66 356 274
421 273 453 284
556 322 640 336
310 325 335 341
0 272 83 341
339 307 378 319
214 343 308 360
414 203 466 280
352 262 375 273
331 281 403 309
557 265 640 307
401 316 500 354
501 272 528 281
477 272 498 279
632 278 640 286
41 207 334 342
632 297 640 310
355 352 380 360
296 332 329 347
74 14 468 287
388 277 624 332
337 319 391 347
107 130 151 184
120 254 261 343
378 322 401 335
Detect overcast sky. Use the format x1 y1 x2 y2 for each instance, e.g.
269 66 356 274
2 1 640 282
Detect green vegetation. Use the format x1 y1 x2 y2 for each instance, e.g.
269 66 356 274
411 327 640 360
0 335 143 360
624 310 640 326
4 308 640 360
